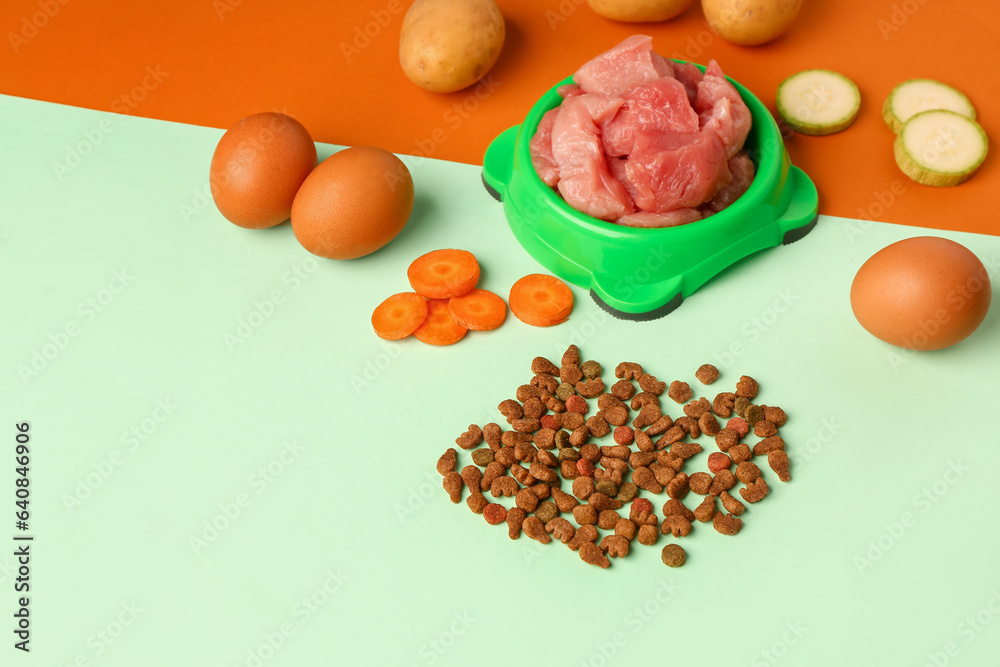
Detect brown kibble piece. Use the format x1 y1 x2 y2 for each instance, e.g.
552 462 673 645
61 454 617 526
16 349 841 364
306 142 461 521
506 507 526 539
576 378 605 398
632 466 663 494
600 534 630 558
740 477 769 504
735 461 762 484
569 426 589 447
557 412 585 431
645 415 673 436
615 362 643 380
744 404 764 427
688 472 713 495
554 430 572 450
661 515 692 537
530 373 559 394
560 460 578 479
530 482 552 500
560 364 584 385
567 524 598 551
661 543 686 567
630 451 656 469
695 364 719 385
617 481 639 502
535 500 559 523
532 356 559 375
634 430 655 452
558 448 580 463
674 416 701 438
736 375 759 399
709 469 737 496
536 448 558 468
498 399 523 424
483 422 502 450
611 379 635 400
762 405 787 427
581 360 602 379
754 420 778 438
573 504 598 525
461 465 482 493
657 451 684 471
632 403 662 429
552 487 579 512
660 425 685 446
649 462 676 486
480 461 504 491
523 516 551 544
753 436 786 456
456 424 484 449
501 430 532 448
720 490 745 516
587 492 622 512
513 439 537 463
666 473 689 499
768 450 791 482
467 493 488 514
638 373 666 395
602 405 629 427
715 428 738 452
638 524 659 546
683 397 712 419
693 495 717 522
490 476 518 497
585 415 610 438
546 517 576 543
630 392 660 411
733 396 751 418
671 442 703 460
561 344 581 367
699 412 720 436
615 518 638 541
522 396 546 420
483 503 507 525
515 488 539 513
662 499 695 522
579 542 610 568
529 462 558 483
713 511 743 535
443 472 463 503
595 477 619 498
471 448 494 466
509 463 533 486
437 448 457 475
667 380 692 403
712 392 735 418
598 509 621 530
729 443 752 465
555 382 576 401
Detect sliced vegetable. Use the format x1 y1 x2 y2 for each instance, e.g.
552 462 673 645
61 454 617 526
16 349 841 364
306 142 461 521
413 299 468 345
371 292 428 340
893 109 988 187
448 288 507 331
508 274 574 327
776 69 860 136
882 79 975 134
407 249 480 299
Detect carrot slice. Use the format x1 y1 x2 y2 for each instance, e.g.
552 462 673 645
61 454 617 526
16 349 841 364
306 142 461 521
509 274 574 327
448 289 507 331
371 292 428 340
407 249 480 299
413 299 468 345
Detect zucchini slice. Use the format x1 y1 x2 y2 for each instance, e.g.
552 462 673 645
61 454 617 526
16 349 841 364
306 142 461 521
776 69 861 136
883 78 975 134
894 109 988 187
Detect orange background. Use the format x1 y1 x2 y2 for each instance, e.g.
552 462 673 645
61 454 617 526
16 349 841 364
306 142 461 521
1 0 996 235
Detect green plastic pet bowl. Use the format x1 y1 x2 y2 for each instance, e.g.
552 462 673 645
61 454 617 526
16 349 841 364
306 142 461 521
482 65 819 320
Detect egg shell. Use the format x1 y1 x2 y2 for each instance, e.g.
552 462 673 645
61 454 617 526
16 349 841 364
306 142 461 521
291 146 414 260
210 113 317 229
850 236 992 350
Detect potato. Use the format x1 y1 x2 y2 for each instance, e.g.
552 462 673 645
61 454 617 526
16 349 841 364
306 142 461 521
587 0 694 22
702 0 801 45
399 0 505 93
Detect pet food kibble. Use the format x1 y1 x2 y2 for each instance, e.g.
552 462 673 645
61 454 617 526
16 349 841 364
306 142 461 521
554 430 572 449
638 373 666 395
657 451 684 471
467 493 489 514
560 365 584 385
561 412 587 431
709 469 736 496
666 473 690 499
573 476 596 500
584 415 610 438
576 378 605 398
598 509 622 530
707 452 732 473
630 392 660 411
483 422 502 449
471 448 494 466
535 500 559 523
545 394 566 414
615 362 643 380
443 472 464 503
634 430 655 452
565 395 588 414
646 415 673 436
688 472 713 495
740 477 769 504
768 450 791 482
601 534 630 558
715 428 738 452
662 499 695 522
617 481 639 502
683 397 712 419
587 491 622 512
523 516 552 544
532 356 560 375
744 404 765 428
600 444 630 460
508 463 531 486
456 424 484 449
529 462 558 484
483 503 507 525
502 430 532 448
602 405 629 427
668 380 693 403
660 426 685 446
613 426 635 446
695 364 719 385
736 375 759 399
515 488 539 513
552 487 579 512
615 518 638 540
569 426 590 447
490 476 518 497
534 429 556 450
567 524 598 551
506 507 526 539
754 420 778 438
530 482 552 500
630 451 656 469
661 515 692 537
580 443 601 463
560 460 578 479
461 465 483 492
726 417 749 438
762 405 787 427
558 447 580 462
753 436 785 456
480 461 504 491
555 382 576 401
611 379 635 400
576 459 596 478
498 400 523 424
733 396 751 418
735 461 761 484
531 373 559 394
698 412 720 436
536 449 558 468
581 360 603 379
638 524 659 546
671 442 703 460
562 345 581 367
539 415 558 432
632 403 662 429
729 443 752 465
631 497 653 515
649 462 676 486
713 511 743 536
580 542 610 568
595 477 620 498
437 448 457 475
674 416 701 438
547 517 576 543
573 504 598 525
720 490 745 516
712 393 735 418
661 543 686 567
516 384 544 402
514 440 537 463
693 495 717 522
632 466 663 494
522 396 546 420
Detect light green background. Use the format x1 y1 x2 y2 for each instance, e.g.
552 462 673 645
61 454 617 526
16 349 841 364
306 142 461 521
2 93 1000 666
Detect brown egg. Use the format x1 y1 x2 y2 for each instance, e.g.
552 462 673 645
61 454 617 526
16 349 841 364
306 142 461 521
291 146 414 260
210 112 317 229
850 236 992 350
